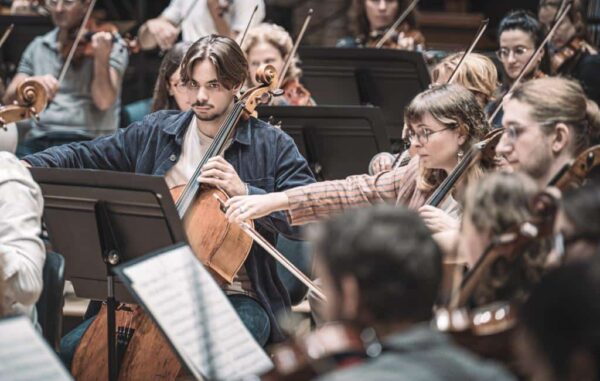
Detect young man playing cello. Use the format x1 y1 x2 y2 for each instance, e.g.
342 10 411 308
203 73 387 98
22 34 315 366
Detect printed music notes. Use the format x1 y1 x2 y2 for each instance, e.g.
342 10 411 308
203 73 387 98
116 244 273 381
0 316 73 381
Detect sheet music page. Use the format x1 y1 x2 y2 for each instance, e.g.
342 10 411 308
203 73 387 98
0 316 73 381
120 245 273 381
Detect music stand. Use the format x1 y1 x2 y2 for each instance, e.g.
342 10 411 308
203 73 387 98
298 47 431 141
257 105 391 180
29 168 187 381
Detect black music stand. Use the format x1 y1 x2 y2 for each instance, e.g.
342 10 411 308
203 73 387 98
29 168 187 381
258 105 391 180
298 47 431 141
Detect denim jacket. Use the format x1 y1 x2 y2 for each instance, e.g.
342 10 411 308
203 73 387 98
24 109 316 342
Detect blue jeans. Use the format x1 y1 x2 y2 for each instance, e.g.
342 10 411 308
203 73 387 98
59 295 271 369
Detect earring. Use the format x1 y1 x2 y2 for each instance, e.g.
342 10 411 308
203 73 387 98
457 150 464 160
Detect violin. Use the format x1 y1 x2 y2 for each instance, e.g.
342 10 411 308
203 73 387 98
280 79 314 106
547 144 600 190
366 26 425 50
261 323 380 381
550 37 598 74
59 18 140 67
435 192 557 367
71 65 280 381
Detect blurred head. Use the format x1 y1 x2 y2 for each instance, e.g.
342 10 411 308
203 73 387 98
431 52 499 107
241 23 301 87
350 0 417 37
554 182 600 264
516 262 600 381
404 84 490 192
538 0 588 49
458 172 539 267
311 206 442 328
497 10 547 81
496 77 600 186
151 42 193 112
46 0 89 30
180 35 248 122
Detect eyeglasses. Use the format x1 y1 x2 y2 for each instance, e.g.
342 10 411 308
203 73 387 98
170 81 200 95
406 126 451 145
496 46 532 60
46 0 79 8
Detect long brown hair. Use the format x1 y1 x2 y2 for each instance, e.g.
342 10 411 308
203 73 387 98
349 0 417 39
180 34 248 91
404 84 490 193
151 42 191 112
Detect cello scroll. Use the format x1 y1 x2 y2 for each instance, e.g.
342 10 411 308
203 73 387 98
0 78 48 128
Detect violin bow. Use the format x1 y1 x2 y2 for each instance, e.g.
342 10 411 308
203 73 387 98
488 1 573 124
238 5 259 47
57 0 97 84
447 19 489 84
213 194 327 301
375 0 421 49
277 8 314 86
0 24 14 50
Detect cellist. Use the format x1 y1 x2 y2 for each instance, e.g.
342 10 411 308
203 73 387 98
20 34 316 367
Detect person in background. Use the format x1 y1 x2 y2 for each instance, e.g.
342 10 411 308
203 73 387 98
241 23 315 106
515 261 600 381
308 206 515 381
138 0 265 51
337 0 425 50
538 0 600 106
487 10 548 128
3 0 128 155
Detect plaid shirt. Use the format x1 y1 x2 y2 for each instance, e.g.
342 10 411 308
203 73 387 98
285 156 435 225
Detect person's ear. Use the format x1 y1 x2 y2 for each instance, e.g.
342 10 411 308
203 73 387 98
551 122 571 154
457 131 468 147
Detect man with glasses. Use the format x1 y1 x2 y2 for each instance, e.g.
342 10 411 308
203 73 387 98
496 76 600 187
2 0 129 155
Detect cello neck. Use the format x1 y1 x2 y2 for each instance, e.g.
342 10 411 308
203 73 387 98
175 102 245 217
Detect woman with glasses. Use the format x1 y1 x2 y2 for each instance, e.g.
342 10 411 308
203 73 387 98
151 42 194 112
487 10 549 128
223 84 490 234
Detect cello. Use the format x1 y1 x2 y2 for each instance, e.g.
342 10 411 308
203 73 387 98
71 64 282 380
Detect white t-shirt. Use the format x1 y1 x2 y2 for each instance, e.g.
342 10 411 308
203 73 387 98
162 0 265 42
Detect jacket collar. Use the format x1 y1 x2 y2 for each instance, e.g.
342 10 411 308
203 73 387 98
162 109 252 146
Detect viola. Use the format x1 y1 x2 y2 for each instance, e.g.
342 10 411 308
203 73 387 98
261 323 380 381
59 18 140 67
550 37 598 74
547 144 600 190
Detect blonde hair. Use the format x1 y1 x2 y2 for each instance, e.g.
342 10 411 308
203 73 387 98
240 23 302 85
431 52 499 107
404 84 491 193
465 172 539 235
511 77 600 155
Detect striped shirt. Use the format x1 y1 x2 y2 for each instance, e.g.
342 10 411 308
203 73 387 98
285 156 459 225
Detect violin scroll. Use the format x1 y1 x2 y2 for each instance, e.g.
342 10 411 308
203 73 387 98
0 78 48 127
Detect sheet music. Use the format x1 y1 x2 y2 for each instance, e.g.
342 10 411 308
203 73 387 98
120 245 273 381
0 316 73 381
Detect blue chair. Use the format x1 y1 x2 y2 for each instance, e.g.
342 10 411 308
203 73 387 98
36 251 66 351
